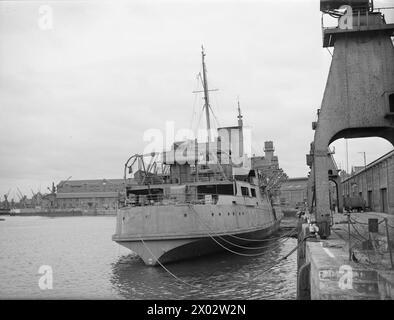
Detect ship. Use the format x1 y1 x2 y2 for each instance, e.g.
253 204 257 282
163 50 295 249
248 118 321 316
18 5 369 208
112 47 284 266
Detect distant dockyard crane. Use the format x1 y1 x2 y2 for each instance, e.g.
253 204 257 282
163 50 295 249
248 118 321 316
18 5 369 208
17 188 27 208
1 189 11 209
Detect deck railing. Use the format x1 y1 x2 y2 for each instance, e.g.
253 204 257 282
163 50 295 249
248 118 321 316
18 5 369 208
129 173 230 186
121 192 252 207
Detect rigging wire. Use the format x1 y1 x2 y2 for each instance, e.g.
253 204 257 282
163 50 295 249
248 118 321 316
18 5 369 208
213 92 222 123
208 104 221 129
189 74 201 129
193 106 204 136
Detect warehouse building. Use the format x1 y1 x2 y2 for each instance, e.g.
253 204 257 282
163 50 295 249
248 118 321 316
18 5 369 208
342 149 394 214
279 177 308 208
56 179 125 210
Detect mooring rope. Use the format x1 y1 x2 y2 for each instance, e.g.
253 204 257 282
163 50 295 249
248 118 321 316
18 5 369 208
248 235 313 275
332 219 385 268
134 205 299 289
187 204 296 251
187 205 294 257
140 235 302 288
349 217 369 226
139 238 202 289
227 227 297 242
349 220 369 241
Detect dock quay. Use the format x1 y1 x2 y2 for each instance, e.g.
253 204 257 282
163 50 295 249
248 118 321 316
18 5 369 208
297 211 394 300
297 0 394 300
9 208 117 217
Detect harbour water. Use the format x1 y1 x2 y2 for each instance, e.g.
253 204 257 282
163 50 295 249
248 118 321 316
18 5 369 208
0 216 297 299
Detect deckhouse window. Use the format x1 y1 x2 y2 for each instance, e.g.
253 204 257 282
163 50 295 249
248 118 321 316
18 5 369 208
241 187 249 197
250 188 256 197
197 184 233 195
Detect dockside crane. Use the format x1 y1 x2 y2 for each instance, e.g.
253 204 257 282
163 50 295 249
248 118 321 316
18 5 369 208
1 189 11 209
17 187 27 208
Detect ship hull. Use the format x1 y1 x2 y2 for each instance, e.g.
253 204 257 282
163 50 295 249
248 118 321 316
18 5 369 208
113 202 282 266
115 219 280 266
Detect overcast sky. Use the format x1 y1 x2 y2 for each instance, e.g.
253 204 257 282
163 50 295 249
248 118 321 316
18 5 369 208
1 0 393 200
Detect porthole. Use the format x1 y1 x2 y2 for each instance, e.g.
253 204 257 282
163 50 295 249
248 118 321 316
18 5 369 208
233 212 235 215
219 212 221 216
212 213 214 216
228 212 230 216
184 213 187 217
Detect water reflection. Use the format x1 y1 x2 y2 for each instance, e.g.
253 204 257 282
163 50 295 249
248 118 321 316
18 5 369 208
110 238 297 300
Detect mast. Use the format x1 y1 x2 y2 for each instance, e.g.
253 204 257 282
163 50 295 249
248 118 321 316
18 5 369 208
236 98 244 161
237 98 243 128
201 45 211 142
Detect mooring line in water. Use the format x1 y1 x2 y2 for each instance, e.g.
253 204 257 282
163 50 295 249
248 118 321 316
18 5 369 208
258 235 314 275
192 210 294 253
186 204 297 244
139 229 302 287
188 210 293 257
196 226 292 257
188 204 295 252
137 207 298 287
189 204 297 243
227 228 297 242
139 238 202 290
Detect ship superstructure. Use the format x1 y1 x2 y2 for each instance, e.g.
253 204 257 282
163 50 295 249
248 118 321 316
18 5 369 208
112 48 284 265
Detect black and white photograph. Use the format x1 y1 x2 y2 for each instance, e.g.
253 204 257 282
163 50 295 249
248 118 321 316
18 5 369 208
0 0 394 306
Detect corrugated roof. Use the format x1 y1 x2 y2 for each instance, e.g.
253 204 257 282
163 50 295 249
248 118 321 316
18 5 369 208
56 192 119 199
57 179 125 186
342 149 394 182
